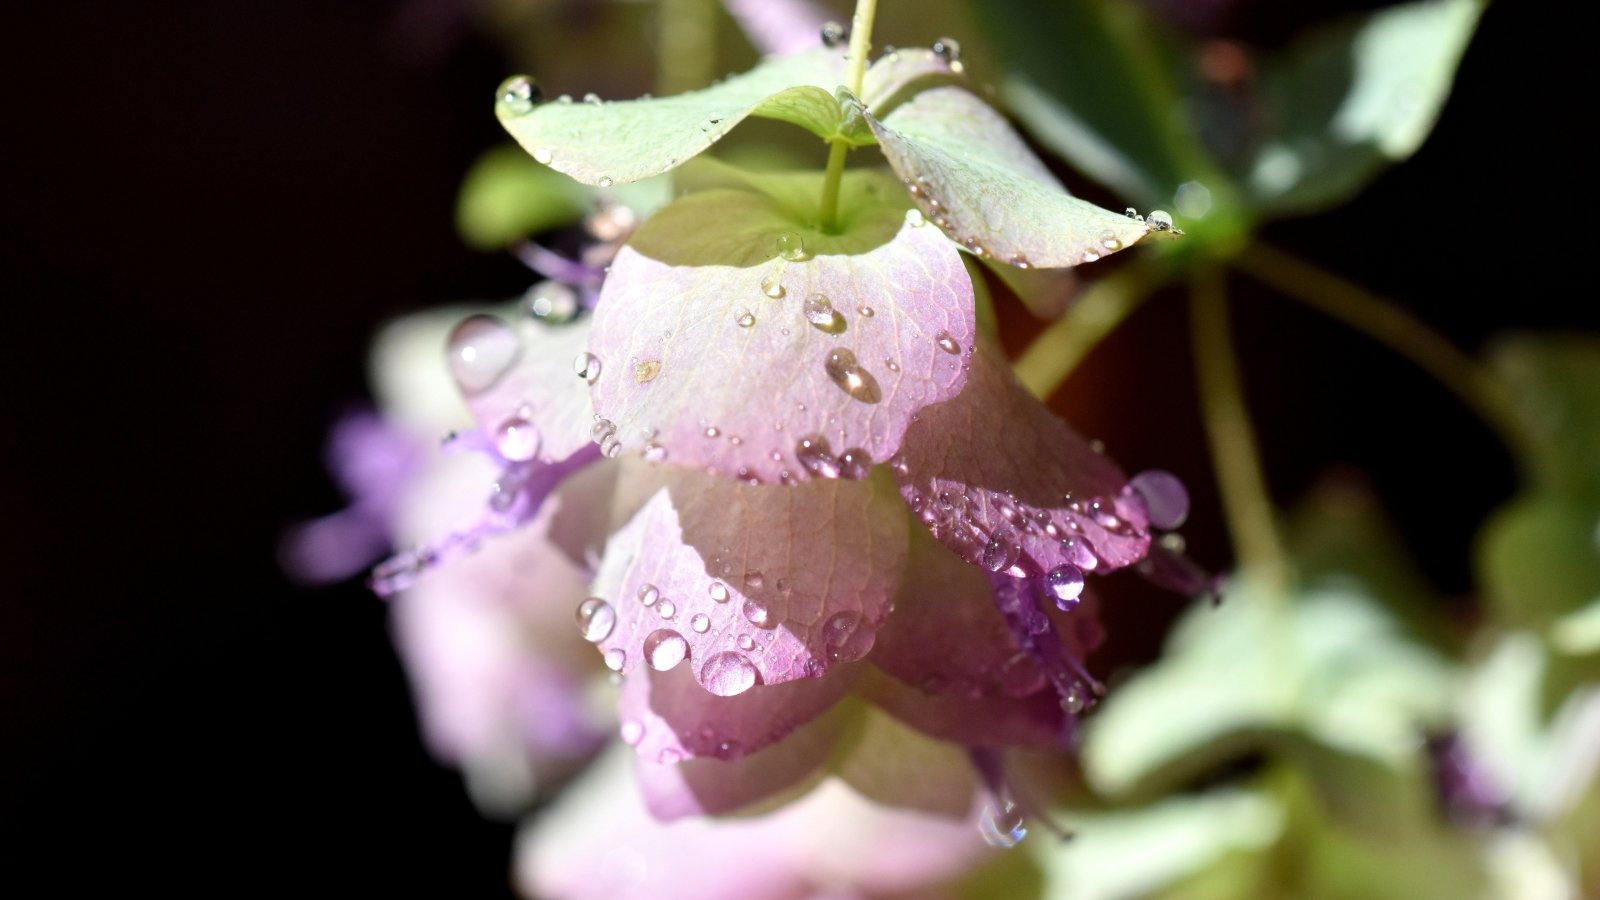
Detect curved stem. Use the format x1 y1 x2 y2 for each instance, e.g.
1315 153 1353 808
1190 266 1290 593
1235 241 1525 459
818 0 876 231
1014 263 1165 400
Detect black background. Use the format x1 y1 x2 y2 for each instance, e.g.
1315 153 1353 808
2 1 1576 895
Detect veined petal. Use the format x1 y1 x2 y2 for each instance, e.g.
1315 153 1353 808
588 469 908 691
867 85 1152 268
894 340 1152 575
587 182 974 482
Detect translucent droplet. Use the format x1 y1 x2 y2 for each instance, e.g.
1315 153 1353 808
838 448 872 480
932 36 961 64
979 800 1028 847
736 309 756 328
644 629 689 671
603 648 627 671
709 581 730 603
496 76 541 115
1146 209 1174 231
575 597 616 642
657 599 676 619
824 349 882 403
1009 253 1032 269
701 651 759 696
1062 681 1089 714
1046 565 1085 611
1061 536 1100 571
573 351 602 383
743 570 764 589
981 528 1021 574
742 598 771 627
598 175 614 188
690 613 711 633
776 232 807 261
520 280 578 323
620 719 644 746
855 305 875 320
820 20 847 47
638 583 660 607
493 415 541 462
822 611 875 662
532 147 553 165
1099 231 1122 251
934 330 961 355
885 359 901 372
760 273 785 299
1128 469 1190 530
804 293 843 333
643 442 667 463
447 315 519 395
796 434 841 479
1081 249 1100 263
905 208 926 227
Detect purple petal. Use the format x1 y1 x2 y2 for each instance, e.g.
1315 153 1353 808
587 468 908 691
445 312 597 466
586 188 974 483
860 665 1067 749
721 0 832 57
894 340 1152 576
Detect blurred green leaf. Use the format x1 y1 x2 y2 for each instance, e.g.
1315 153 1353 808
1552 598 1600 656
456 145 592 249
1248 0 1486 215
1479 494 1600 631
1490 334 1600 499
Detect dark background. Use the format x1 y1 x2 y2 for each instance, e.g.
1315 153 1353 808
1 0 1572 895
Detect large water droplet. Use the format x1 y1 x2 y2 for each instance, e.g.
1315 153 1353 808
838 448 872 481
1061 536 1100 571
657 599 677 619
447 315 520 395
521 280 578 323
760 273 785 299
979 800 1028 847
644 629 689 671
982 529 1021 574
690 612 711 633
824 349 882 403
497 75 541 115
742 598 771 628
934 330 961 355
701 651 759 696
736 309 756 328
804 293 843 333
575 597 616 642
822 611 875 662
1045 565 1085 611
743 570 765 589
709 581 730 603
637 583 659 607
573 351 602 383
776 232 807 261
603 648 626 671
1146 209 1174 231
1128 470 1190 530
796 434 841 479
494 415 541 462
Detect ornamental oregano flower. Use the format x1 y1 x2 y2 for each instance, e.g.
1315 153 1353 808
366 15 1195 840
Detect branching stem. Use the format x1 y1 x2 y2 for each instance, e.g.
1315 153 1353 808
1015 263 1165 400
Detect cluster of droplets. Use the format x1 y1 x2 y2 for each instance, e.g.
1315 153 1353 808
794 434 873 481
1123 206 1182 235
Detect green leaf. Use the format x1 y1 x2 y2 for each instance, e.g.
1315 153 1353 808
867 84 1153 269
1552 598 1600 656
1247 0 1486 215
455 145 591 249
1479 494 1600 631
1490 334 1600 499
496 49 858 187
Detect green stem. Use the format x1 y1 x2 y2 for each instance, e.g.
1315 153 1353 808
1235 242 1525 459
657 0 715 95
818 0 877 231
1190 266 1290 593
1014 263 1165 400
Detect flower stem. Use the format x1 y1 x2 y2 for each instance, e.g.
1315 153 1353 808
1235 241 1525 458
818 0 877 231
1190 265 1290 593
1014 263 1165 400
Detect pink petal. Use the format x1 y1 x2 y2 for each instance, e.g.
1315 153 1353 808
894 340 1152 575
445 311 597 465
586 188 974 483
720 0 832 57
588 468 908 691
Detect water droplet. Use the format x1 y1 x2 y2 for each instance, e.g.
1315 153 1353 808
603 647 626 671
488 415 539 462
690 612 711 633
701 651 759 696
447 315 520 395
979 800 1028 847
743 570 764 589
885 358 901 372
857 305 874 318
520 280 578 324
638 583 659 607
1062 681 1090 714
804 293 843 333
824 349 882 403
1061 536 1100 571
532 147 553 165
598 175 614 188
709 581 730 603
736 309 756 328
497 76 541 115
575 597 615 642
657 599 676 619
573 351 601 383
1046 565 1085 611
934 330 961 355
822 611 875 662
620 719 644 745
742 599 771 627
905 208 926 227
932 36 962 64
643 629 689 671
760 273 785 299
838 448 872 480
796 434 841 479
642 442 668 463
1009 253 1032 269
633 359 662 383
1081 249 1100 263
1146 209 1173 231
820 20 847 47
1099 231 1122 251
1128 470 1189 530
981 528 1021 573
776 232 807 261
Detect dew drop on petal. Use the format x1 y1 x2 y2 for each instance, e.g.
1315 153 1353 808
741 598 771 628
701 651 759 696
447 315 520 396
637 583 659 607
1128 469 1190 530
603 648 627 671
709 581 730 603
520 280 578 323
979 800 1028 848
1045 565 1085 611
736 309 756 328
905 208 926 227
496 75 541 115
822 611 875 662
1061 537 1100 571
981 529 1021 574
643 629 689 671
804 293 843 333
934 330 960 354
532 147 554 165
760 273 785 299
1146 209 1174 231
838 448 872 480
633 359 662 383
857 305 874 318
1099 231 1122 251
657 599 677 619
824 349 882 403
620 719 644 745
932 36 961 64
737 634 756 651
690 612 711 633
743 570 764 589
575 597 616 642
796 434 841 479
493 415 541 462
573 351 602 383
776 232 807 261
643 442 668 462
